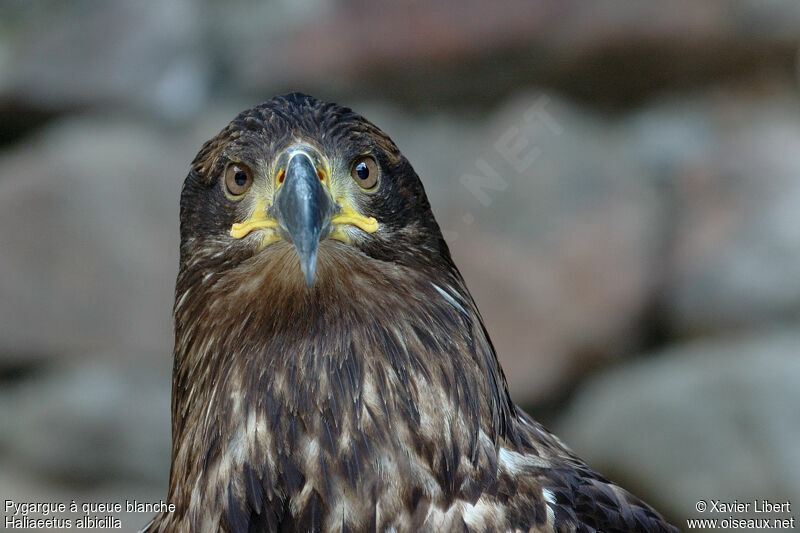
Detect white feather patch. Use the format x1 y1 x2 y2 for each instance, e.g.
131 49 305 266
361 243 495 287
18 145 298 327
430 282 468 317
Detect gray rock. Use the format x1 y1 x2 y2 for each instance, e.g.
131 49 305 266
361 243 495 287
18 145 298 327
626 91 800 334
1 0 209 119
0 115 186 360
557 328 800 520
438 94 663 404
0 357 170 486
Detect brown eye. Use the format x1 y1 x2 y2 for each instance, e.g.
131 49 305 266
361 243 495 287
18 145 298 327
224 163 253 197
350 156 379 190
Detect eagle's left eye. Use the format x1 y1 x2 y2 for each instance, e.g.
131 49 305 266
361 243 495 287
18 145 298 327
224 163 253 197
350 156 379 190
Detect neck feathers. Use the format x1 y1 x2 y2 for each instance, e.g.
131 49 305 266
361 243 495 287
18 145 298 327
165 241 514 530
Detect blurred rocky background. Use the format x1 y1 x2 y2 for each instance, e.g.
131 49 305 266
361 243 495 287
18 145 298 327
1 0 799 530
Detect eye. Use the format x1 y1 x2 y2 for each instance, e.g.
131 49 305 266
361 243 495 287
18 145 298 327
350 156 379 190
224 163 253 197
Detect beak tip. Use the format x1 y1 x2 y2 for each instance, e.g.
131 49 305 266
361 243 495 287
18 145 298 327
300 254 317 287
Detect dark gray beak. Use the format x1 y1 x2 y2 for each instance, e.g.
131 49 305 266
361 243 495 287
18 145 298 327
273 151 335 286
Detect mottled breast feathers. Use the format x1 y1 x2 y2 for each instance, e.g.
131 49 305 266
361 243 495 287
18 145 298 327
143 93 678 533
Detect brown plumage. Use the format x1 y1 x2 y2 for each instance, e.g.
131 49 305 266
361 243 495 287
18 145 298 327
143 93 678 532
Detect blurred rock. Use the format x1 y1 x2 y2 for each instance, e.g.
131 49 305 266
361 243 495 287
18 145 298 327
1 0 209 119
0 115 185 360
557 328 800 521
3 0 799 116
237 0 800 107
0 357 170 486
0 99 61 148
435 94 663 404
626 90 800 335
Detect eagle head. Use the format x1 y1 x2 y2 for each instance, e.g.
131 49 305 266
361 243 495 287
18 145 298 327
178 92 451 291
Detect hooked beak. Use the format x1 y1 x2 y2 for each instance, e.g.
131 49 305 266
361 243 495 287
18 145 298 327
272 151 335 286
228 146 379 287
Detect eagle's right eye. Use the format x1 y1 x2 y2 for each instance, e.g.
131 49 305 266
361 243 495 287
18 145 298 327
224 163 253 197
